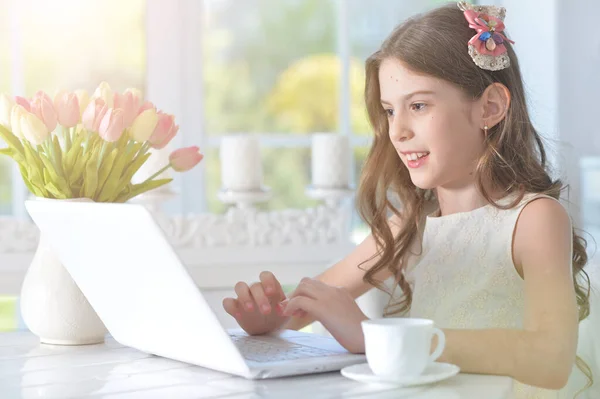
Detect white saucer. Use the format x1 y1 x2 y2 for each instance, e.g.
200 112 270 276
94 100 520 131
341 362 460 387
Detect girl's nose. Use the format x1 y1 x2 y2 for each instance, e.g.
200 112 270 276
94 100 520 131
390 122 414 142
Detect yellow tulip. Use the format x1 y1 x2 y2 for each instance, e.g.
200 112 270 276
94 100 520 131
20 111 49 145
74 89 90 117
10 104 27 139
92 82 114 108
0 93 14 130
129 108 158 143
124 88 143 100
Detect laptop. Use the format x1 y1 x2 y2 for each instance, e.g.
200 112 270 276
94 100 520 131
24 199 365 379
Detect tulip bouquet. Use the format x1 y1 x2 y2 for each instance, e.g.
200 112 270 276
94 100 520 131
0 82 203 202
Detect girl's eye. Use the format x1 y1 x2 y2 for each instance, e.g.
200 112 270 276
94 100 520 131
410 103 427 112
385 109 395 117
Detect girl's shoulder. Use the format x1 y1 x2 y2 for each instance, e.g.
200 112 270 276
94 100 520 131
512 193 572 271
513 192 571 229
497 192 571 237
498 192 568 217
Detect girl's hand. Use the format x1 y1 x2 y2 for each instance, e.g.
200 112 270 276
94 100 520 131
281 277 369 353
222 271 290 336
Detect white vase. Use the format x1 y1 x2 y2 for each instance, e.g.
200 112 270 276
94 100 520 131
20 198 107 345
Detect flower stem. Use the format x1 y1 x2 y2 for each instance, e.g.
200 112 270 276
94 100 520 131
64 126 71 153
140 164 171 184
138 141 150 156
83 132 90 155
97 141 107 169
46 138 62 177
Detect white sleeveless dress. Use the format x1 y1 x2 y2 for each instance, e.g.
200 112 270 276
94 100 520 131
385 193 596 398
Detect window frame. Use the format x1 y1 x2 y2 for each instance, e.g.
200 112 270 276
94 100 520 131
5 0 369 216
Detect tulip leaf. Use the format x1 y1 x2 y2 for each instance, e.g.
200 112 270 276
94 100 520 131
116 178 172 203
21 146 46 195
52 135 66 178
42 167 51 185
0 124 25 158
26 164 46 195
23 141 43 176
82 152 99 199
0 148 13 157
22 154 44 193
39 153 71 197
66 151 81 185
64 127 72 153
64 131 85 170
18 164 44 197
96 148 118 197
112 152 151 199
44 182 67 199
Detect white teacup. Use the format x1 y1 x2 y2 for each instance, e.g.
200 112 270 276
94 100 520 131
361 318 445 379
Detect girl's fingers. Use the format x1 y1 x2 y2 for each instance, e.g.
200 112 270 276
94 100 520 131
287 277 322 301
234 282 255 312
222 297 243 319
259 271 286 301
250 282 271 315
282 296 317 318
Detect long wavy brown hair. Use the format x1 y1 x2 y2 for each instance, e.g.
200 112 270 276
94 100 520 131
357 3 592 391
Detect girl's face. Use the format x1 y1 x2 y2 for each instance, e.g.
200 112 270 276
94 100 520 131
378 58 486 191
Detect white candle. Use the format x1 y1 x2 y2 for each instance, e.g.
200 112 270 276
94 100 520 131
220 134 263 191
311 133 350 188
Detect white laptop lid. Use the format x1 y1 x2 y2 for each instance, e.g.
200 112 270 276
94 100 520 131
25 199 250 377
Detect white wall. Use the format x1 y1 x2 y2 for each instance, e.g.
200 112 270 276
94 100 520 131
502 0 558 148
557 0 600 232
501 0 600 232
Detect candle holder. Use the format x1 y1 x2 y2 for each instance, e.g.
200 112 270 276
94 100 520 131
217 186 272 209
305 185 355 208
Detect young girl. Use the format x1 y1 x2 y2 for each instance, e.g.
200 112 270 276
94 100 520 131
222 2 595 397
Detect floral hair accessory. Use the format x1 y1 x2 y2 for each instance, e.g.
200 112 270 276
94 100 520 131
457 1 515 71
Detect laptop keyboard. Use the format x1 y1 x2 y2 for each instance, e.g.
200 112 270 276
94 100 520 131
229 334 343 363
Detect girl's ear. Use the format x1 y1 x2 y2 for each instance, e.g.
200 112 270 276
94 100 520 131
480 83 511 129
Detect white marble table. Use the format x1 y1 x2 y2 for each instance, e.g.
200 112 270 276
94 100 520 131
0 331 514 399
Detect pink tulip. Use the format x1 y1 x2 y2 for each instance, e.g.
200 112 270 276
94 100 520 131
30 91 58 132
54 91 80 128
137 101 155 116
98 108 125 142
113 91 140 128
15 96 31 112
169 146 203 172
148 112 178 149
82 98 108 132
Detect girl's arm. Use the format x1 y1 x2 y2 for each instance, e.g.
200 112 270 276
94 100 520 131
437 198 578 390
283 215 402 330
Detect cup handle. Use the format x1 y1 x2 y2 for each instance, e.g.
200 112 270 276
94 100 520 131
429 327 446 363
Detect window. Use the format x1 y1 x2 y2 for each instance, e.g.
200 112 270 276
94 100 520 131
1 0 146 217
581 158 600 264
0 297 17 331
201 0 445 220
0 3 11 214
203 0 339 213
2 0 454 219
